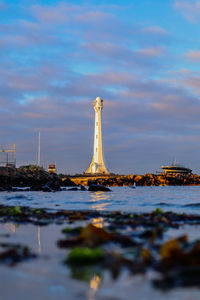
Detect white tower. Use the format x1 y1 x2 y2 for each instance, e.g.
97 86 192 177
85 97 109 174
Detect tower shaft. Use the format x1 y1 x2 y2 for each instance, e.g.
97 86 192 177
85 97 109 174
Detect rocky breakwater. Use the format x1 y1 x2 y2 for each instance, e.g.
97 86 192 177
69 173 200 187
0 165 76 192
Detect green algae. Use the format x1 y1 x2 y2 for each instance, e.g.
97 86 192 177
62 227 82 234
154 208 163 215
67 247 104 264
5 206 22 216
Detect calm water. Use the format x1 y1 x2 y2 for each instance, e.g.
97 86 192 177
1 222 200 300
1 186 200 300
1 186 200 214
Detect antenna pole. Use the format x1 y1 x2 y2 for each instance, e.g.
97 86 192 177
14 144 16 167
38 131 40 166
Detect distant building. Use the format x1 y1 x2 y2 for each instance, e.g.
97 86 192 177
48 164 56 174
161 163 192 175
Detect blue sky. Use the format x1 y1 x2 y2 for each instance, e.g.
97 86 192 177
1 0 200 174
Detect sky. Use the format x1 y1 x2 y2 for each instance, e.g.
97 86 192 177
1 0 200 174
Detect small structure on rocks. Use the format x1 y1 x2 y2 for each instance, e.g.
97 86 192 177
161 163 192 175
48 164 56 174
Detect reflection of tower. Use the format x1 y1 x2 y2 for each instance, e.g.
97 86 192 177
85 97 109 174
38 226 41 253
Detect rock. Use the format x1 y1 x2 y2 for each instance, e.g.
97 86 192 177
42 187 53 192
67 187 79 191
41 182 53 192
88 184 111 192
63 185 87 191
61 177 77 187
11 187 30 192
79 185 87 191
48 179 62 191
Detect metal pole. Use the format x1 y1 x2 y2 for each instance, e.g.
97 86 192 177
38 131 40 166
14 144 16 167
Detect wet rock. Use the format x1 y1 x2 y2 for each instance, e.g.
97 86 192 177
88 184 111 192
0 244 36 266
79 185 87 191
48 179 62 191
41 182 53 192
153 267 200 290
67 185 87 191
68 212 87 222
0 165 64 191
61 177 77 187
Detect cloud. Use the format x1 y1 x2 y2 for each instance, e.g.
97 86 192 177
31 3 72 23
174 0 200 22
142 26 168 36
31 3 115 27
0 1 200 174
136 47 165 57
185 50 200 61
1 63 200 174
81 42 168 73
166 67 200 95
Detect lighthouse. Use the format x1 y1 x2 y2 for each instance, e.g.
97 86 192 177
85 97 109 174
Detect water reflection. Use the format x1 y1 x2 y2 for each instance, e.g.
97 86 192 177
90 192 111 211
38 226 41 253
4 223 16 233
92 218 103 228
3 223 42 254
88 274 101 300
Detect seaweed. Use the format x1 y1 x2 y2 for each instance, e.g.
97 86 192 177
67 247 104 264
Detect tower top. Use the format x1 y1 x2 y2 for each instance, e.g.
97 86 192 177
94 96 103 110
96 96 103 102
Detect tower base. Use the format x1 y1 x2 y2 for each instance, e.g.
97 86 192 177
85 162 109 175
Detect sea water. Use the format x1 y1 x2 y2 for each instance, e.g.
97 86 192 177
1 186 200 214
1 186 200 300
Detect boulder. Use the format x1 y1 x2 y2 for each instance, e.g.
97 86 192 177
11 187 30 192
88 184 111 192
67 187 79 191
80 185 87 191
41 182 53 192
61 177 77 187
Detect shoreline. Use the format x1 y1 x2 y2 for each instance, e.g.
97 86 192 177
1 166 200 191
69 173 200 187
